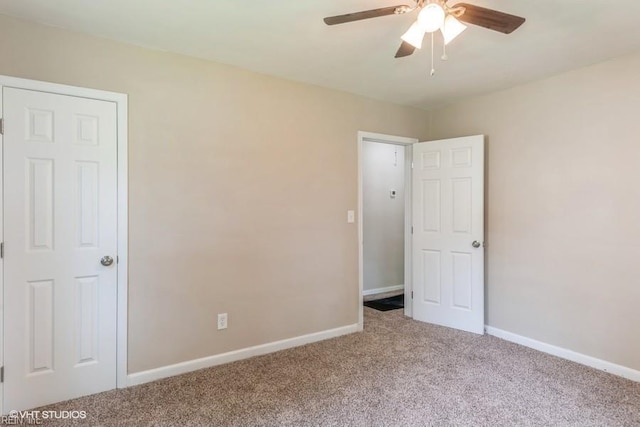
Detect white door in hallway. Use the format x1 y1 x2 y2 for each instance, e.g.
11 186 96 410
3 87 118 411
412 135 484 334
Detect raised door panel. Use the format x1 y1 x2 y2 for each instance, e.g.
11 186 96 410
28 280 55 375
73 114 99 146
421 180 441 233
26 158 55 251
25 108 54 143
451 252 472 310
451 178 472 234
76 162 99 248
421 250 441 305
75 276 99 366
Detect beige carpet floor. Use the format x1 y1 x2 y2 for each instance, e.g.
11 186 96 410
36 308 640 426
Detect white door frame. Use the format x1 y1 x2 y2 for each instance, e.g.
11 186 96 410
0 75 128 413
357 131 418 329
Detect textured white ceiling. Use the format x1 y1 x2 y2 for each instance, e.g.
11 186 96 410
1 0 640 110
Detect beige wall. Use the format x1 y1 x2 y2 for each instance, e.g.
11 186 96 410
362 142 405 292
0 14 431 373
429 52 640 371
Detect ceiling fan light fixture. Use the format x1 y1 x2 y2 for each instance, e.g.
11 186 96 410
417 3 445 33
441 15 467 45
401 22 426 49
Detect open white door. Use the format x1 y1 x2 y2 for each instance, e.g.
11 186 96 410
412 135 484 334
3 87 118 411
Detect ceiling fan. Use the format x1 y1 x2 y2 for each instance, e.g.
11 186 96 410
323 1 525 59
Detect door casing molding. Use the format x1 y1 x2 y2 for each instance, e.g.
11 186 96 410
0 75 128 413
357 131 418 330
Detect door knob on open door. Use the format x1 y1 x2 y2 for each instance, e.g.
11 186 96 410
472 241 481 248
101 256 114 266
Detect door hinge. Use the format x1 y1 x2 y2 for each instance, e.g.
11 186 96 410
411 226 413 234
1 366 4 383
1 242 4 259
411 291 414 299
0 118 4 135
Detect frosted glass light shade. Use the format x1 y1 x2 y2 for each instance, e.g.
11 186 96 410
441 15 467 45
401 22 426 49
417 4 445 33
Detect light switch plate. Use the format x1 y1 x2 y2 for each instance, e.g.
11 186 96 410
347 210 355 223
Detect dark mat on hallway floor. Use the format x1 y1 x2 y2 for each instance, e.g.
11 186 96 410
363 294 404 311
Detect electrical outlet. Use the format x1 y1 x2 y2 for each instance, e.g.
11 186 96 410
217 313 228 330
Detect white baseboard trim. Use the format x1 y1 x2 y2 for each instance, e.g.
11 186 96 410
363 284 404 296
127 323 359 387
485 326 640 382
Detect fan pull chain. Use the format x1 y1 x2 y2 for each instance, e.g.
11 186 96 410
430 32 436 77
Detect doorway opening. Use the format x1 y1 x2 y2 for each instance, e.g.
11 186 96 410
357 132 417 329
